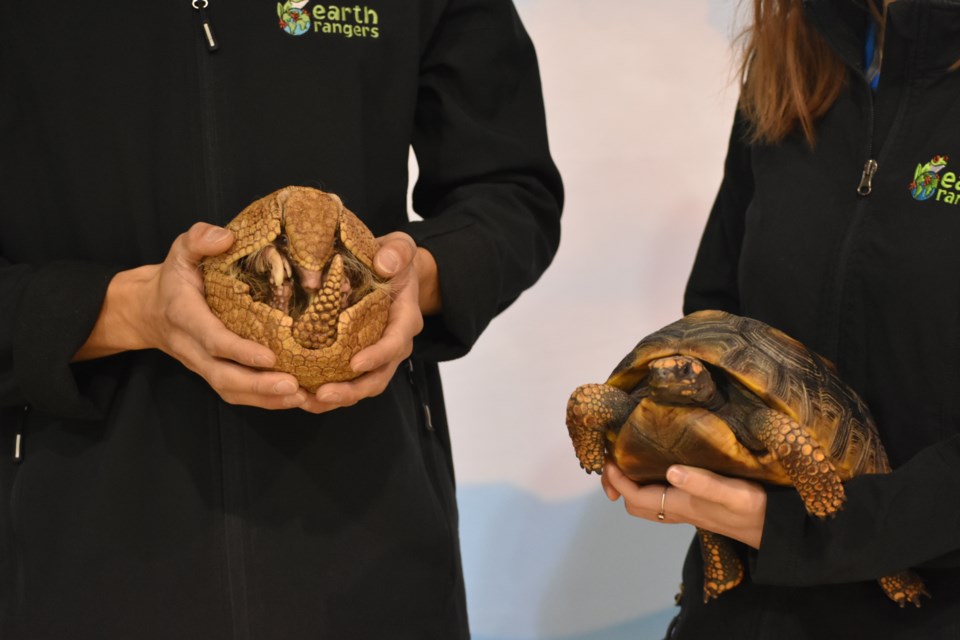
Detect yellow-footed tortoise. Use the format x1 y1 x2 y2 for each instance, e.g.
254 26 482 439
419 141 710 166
202 186 391 391
566 309 928 606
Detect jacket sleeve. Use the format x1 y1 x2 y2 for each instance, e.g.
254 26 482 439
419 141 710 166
0 257 118 419
750 434 960 586
682 111 753 316
401 0 563 362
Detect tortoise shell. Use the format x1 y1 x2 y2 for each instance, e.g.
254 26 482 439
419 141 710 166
601 309 889 487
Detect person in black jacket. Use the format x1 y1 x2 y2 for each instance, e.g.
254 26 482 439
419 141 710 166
601 1 960 638
0 1 562 639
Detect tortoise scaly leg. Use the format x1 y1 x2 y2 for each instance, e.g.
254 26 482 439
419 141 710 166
697 529 744 601
750 408 846 518
878 570 929 607
565 384 635 474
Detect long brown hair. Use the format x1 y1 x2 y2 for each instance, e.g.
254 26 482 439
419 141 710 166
737 1 885 145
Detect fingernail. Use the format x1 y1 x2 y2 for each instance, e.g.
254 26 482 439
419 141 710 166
253 353 275 368
352 359 371 372
283 392 307 408
376 250 400 275
318 391 342 403
205 227 232 243
274 380 297 395
666 466 687 486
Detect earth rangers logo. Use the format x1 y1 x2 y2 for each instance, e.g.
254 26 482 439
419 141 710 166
909 155 957 203
278 1 381 39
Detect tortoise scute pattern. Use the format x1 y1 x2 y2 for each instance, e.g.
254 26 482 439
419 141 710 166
566 309 925 606
203 186 390 391
613 311 890 478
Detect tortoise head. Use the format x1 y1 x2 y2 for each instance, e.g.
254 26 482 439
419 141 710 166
646 355 722 409
566 383 637 474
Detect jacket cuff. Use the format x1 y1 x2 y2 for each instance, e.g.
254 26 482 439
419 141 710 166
13 261 119 419
747 485 808 584
402 217 499 362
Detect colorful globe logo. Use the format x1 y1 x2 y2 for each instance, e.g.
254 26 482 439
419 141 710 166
278 1 311 36
909 155 949 201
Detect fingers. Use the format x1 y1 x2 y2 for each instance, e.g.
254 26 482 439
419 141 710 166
175 222 235 264
600 462 747 526
666 465 767 547
148 222 296 411
160 307 294 409
667 465 723 500
190 316 276 369
158 273 276 369
188 356 307 410
162 227 421 412
300 232 424 413
350 288 422 373
668 465 765 516
600 461 672 521
304 359 404 414
601 461 629 499
374 232 417 278
600 462 623 501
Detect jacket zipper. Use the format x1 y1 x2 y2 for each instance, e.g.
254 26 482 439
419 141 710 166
824 28 912 359
856 83 878 196
821 64 884 359
13 404 28 462
192 0 219 52
857 159 878 196
406 360 434 431
406 359 460 585
190 6 248 636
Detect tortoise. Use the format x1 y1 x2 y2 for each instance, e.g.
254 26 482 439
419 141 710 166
203 186 391 391
565 309 928 606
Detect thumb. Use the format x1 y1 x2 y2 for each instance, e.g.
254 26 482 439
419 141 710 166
667 465 726 501
374 232 417 278
175 223 235 264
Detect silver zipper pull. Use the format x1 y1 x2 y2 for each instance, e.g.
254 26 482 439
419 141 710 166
857 159 878 196
14 405 27 463
422 402 434 432
192 0 219 52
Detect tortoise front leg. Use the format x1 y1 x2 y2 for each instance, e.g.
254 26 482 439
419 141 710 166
565 384 635 474
750 408 846 518
697 529 744 601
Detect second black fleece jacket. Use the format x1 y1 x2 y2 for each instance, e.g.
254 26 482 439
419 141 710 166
668 1 960 638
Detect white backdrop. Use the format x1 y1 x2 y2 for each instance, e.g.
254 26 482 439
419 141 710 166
434 2 741 638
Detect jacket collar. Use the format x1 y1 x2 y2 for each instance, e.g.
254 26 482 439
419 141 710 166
803 0 960 80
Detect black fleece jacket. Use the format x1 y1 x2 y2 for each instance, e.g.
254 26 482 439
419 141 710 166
670 1 960 638
0 1 562 638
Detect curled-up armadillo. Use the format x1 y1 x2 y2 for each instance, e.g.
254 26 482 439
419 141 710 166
202 186 391 391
